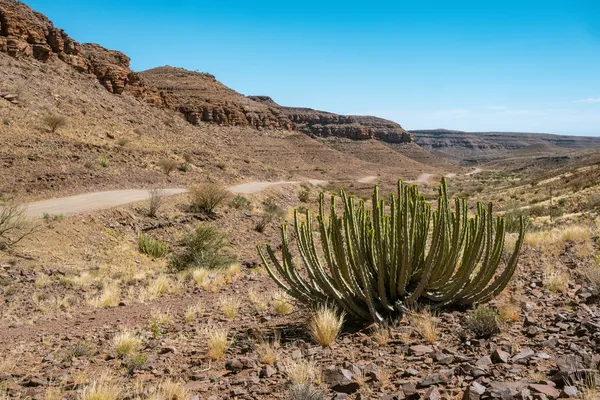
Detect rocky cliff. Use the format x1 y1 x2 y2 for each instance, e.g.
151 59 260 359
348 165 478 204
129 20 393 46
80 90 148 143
0 0 412 143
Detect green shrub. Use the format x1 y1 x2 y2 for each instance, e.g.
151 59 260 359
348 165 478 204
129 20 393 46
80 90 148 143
230 195 252 210
255 198 285 233
97 156 109 167
189 183 230 214
170 224 236 271
298 187 310 203
137 234 169 258
465 306 501 338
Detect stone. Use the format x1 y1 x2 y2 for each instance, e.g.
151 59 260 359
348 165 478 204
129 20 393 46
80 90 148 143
512 348 535 363
463 381 486 400
491 348 510 364
475 356 493 366
528 384 561 399
425 387 442 400
225 358 243 372
419 369 454 387
409 345 434 355
322 367 360 394
560 386 578 398
259 365 276 378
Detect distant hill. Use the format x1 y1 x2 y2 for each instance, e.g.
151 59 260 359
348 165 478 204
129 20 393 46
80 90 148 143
411 129 600 160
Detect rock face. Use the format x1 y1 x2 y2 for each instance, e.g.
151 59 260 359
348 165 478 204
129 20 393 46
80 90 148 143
0 0 152 98
0 0 413 144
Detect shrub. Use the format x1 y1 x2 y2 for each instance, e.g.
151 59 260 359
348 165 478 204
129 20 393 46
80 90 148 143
43 114 66 133
116 138 130 147
285 384 327 400
255 198 285 232
158 159 178 177
309 305 344 347
258 179 526 323
0 198 37 250
230 195 252 210
97 156 109 167
137 233 169 258
216 161 227 170
298 187 310 202
188 183 230 213
465 306 501 338
170 224 236 271
147 188 164 217
124 354 147 376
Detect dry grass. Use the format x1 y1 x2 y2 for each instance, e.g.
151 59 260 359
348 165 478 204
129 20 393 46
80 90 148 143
283 358 321 385
543 267 569 293
309 305 344 347
256 334 281 365
184 301 205 323
151 379 190 400
90 285 120 308
370 324 390 345
219 295 241 319
497 301 520 322
147 275 172 297
525 224 592 256
583 262 600 295
409 308 439 344
225 263 241 281
113 330 143 357
80 374 121 400
248 290 269 311
271 290 294 314
204 325 232 360
188 182 230 213
192 268 211 287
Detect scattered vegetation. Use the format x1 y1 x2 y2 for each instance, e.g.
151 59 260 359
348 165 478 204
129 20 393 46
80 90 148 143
465 306 501 338
256 336 281 365
543 268 569 293
137 233 169 258
219 295 241 318
230 195 252 210
285 384 327 400
184 301 204 323
283 358 320 385
113 330 142 357
43 113 67 133
158 159 178 177
255 198 285 232
80 374 121 400
170 224 236 271
188 182 230 213
90 285 120 308
409 308 439 344
298 186 310 202
271 290 294 315
97 156 109 167
147 188 164 217
309 305 344 347
0 198 37 251
370 324 391 345
116 138 130 147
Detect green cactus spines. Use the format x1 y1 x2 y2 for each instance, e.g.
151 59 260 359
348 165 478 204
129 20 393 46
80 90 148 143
257 177 526 323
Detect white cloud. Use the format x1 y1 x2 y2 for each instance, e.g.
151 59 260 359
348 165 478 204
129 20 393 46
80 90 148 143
574 98 600 103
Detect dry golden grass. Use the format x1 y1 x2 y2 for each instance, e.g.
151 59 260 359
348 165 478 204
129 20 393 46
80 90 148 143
184 301 205 323
271 290 294 314
309 305 344 347
583 262 600 295
225 263 241 282
113 330 143 357
248 290 269 312
543 267 569 293
370 324 390 345
191 268 210 287
283 358 321 385
150 379 190 400
80 374 121 400
90 285 120 308
149 308 172 326
204 325 231 360
497 301 520 322
256 335 281 365
219 295 241 319
525 224 592 257
147 275 172 297
409 308 438 344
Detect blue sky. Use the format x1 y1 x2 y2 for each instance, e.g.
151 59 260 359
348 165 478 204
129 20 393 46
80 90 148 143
25 0 600 135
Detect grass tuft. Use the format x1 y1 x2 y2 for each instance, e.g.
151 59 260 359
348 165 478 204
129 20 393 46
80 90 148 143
283 358 320 385
113 330 143 357
309 305 344 347
204 325 232 360
409 308 438 344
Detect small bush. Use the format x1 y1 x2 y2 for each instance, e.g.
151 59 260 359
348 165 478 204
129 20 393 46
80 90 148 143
230 195 252 210
285 384 327 400
298 187 310 202
309 305 344 347
465 306 501 338
97 156 109 167
147 188 164 217
255 198 285 232
158 159 178 177
188 183 230 213
170 224 236 271
137 234 169 258
0 198 37 251
43 114 67 133
124 354 147 376
216 161 227 170
116 138 130 147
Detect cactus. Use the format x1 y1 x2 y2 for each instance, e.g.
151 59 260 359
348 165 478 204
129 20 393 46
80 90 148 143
258 178 526 323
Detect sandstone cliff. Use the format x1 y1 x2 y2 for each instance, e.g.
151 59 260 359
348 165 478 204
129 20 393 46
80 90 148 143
0 0 412 144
